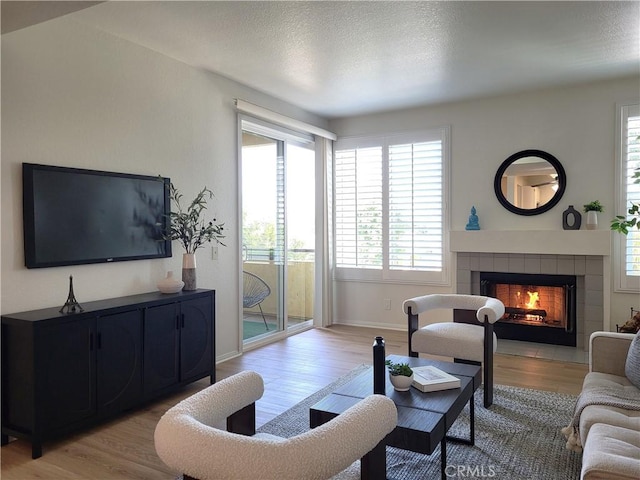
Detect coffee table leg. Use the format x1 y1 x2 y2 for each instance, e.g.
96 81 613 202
440 437 447 480
469 393 475 445
446 393 475 446
360 439 386 480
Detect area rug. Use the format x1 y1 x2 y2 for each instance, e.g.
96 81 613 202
257 365 582 480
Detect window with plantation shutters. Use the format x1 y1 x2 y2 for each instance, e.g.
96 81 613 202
389 141 442 271
335 146 383 269
334 128 450 284
615 104 640 292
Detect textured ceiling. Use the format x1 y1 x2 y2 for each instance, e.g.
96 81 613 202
6 1 640 118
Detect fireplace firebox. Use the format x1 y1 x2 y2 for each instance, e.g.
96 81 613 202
456 272 577 347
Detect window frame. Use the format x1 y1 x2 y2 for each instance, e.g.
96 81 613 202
614 102 640 293
333 127 450 286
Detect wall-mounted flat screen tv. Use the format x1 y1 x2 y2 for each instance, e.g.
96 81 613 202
23 163 172 268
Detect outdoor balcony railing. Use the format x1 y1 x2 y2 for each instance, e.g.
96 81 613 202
243 247 314 320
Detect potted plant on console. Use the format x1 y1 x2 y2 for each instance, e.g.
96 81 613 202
165 183 225 291
583 200 603 230
385 360 414 391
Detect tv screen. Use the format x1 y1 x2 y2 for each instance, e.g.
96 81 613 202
23 163 172 268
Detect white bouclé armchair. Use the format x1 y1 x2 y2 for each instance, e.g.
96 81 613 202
154 370 397 480
403 294 505 408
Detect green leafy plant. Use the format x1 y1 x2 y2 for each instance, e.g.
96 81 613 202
583 200 604 213
165 183 225 253
611 168 640 234
385 360 413 377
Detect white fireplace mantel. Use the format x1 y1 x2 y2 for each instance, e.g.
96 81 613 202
450 230 611 256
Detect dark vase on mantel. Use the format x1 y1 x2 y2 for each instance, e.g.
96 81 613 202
373 336 386 395
562 205 581 230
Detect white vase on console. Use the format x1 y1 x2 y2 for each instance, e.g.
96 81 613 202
157 271 184 294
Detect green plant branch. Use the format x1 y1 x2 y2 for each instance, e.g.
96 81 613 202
165 183 225 253
611 168 640 234
385 360 413 377
583 200 603 213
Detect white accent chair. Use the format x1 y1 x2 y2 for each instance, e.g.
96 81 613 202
403 294 505 408
154 370 397 480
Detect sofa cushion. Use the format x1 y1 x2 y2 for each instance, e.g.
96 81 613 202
577 372 640 446
583 371 635 390
579 404 640 447
581 423 640 480
625 331 640 388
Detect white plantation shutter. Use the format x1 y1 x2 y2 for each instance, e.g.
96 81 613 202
389 141 442 271
334 128 449 284
624 109 640 277
335 146 383 268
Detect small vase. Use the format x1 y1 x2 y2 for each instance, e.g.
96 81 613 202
389 373 414 392
562 205 581 230
157 271 184 294
373 337 386 395
182 253 197 291
585 211 598 230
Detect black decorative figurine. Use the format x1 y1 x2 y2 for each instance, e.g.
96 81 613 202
373 336 386 395
562 205 582 230
60 275 84 314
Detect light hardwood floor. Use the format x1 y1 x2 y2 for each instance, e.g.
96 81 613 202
1 325 588 479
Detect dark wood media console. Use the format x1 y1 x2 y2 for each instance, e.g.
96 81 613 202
1 289 215 458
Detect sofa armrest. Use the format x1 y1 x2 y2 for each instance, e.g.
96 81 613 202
589 331 634 376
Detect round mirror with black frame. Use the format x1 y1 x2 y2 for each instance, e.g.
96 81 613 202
494 149 566 216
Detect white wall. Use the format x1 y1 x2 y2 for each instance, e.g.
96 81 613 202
329 76 640 330
1 17 328 360
3 16 637 350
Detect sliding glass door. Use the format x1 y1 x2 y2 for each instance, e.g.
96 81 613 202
241 119 315 343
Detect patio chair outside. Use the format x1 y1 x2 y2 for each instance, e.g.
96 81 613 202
242 271 271 330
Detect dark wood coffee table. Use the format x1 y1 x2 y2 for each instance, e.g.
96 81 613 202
310 355 481 480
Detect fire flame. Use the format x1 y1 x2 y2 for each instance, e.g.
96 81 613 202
525 291 539 309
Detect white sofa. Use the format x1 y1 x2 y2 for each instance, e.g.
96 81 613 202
568 332 640 480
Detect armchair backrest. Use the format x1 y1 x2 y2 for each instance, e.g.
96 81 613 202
403 294 504 324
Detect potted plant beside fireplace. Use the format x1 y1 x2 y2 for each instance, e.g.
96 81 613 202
611 166 640 234
583 200 603 230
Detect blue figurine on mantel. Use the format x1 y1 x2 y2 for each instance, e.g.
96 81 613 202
466 206 480 230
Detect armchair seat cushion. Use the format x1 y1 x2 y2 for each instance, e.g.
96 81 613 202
411 322 498 363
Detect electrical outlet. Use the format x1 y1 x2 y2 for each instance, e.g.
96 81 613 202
211 246 218 261
383 298 391 310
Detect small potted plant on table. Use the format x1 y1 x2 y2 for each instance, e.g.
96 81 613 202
385 360 414 391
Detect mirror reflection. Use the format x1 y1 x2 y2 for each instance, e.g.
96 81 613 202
500 157 558 209
494 150 566 216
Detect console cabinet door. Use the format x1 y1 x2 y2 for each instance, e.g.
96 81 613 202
143 303 179 396
96 310 143 416
180 296 213 381
40 319 95 432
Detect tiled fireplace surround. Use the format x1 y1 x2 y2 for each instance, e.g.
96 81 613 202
451 230 612 351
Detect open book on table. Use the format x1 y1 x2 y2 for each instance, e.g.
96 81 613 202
412 365 461 392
